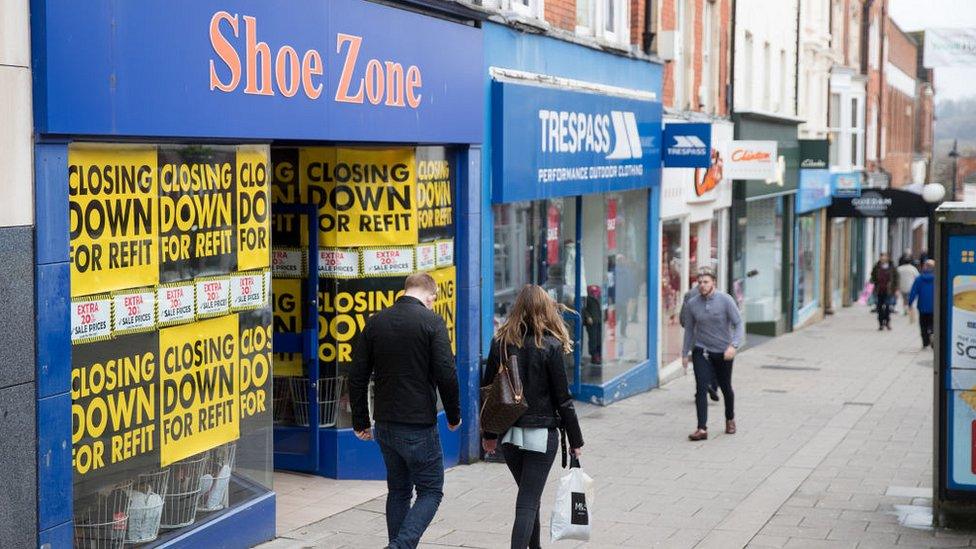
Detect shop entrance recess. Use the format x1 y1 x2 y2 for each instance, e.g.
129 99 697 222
272 204 322 473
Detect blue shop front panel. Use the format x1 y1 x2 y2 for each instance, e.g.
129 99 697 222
33 0 483 143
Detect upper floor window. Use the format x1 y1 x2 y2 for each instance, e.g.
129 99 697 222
483 0 545 20
576 0 630 48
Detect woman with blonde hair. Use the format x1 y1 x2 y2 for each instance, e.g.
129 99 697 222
482 285 585 549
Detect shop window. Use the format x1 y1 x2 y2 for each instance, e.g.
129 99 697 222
661 219 684 366
710 209 725 288
742 197 783 323
493 198 578 321
270 146 458 432
69 144 274 546
492 199 578 384
577 0 629 47
579 190 647 384
796 213 820 313
482 0 545 20
689 220 711 287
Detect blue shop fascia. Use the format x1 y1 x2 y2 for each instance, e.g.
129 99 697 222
31 0 484 546
479 20 665 433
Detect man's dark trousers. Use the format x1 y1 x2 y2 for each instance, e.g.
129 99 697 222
876 292 891 327
920 312 934 347
692 347 734 430
374 422 444 549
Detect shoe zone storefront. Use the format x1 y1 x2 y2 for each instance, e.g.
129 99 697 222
31 1 481 546
482 23 663 407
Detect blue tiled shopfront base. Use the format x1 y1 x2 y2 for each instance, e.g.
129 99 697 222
156 492 276 548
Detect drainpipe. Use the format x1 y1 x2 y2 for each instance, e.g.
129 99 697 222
728 0 736 115
642 0 655 54
794 0 801 117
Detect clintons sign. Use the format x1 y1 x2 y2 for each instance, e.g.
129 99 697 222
725 140 778 181
34 0 482 143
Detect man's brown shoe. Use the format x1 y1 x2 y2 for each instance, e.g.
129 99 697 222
726 420 736 434
688 429 708 441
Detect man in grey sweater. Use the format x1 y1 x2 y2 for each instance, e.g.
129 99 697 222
680 268 744 441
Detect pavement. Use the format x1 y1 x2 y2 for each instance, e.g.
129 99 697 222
257 305 976 548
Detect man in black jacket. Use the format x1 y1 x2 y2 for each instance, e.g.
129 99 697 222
350 272 461 549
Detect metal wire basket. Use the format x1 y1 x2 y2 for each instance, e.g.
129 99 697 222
197 443 237 512
273 376 294 425
159 453 209 530
290 376 344 427
74 480 134 549
125 469 169 544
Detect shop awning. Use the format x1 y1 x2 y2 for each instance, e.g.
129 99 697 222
827 188 933 218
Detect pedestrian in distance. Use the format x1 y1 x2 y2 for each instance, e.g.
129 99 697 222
681 268 744 441
897 257 919 316
870 252 899 331
349 272 461 549
909 259 936 348
681 274 719 403
481 285 584 549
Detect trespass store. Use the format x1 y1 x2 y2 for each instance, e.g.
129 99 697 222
31 1 482 547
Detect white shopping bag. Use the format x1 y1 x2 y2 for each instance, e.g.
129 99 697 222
550 459 594 541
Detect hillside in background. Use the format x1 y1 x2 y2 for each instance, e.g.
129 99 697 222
937 98 976 142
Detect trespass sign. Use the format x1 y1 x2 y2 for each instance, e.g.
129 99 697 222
492 81 662 202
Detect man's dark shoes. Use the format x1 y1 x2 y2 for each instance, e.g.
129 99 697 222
708 388 720 401
688 429 708 441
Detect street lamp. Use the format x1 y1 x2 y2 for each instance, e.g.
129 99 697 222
949 140 960 202
924 182 947 258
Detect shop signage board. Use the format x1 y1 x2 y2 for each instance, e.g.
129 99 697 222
796 141 832 214
725 140 778 181
832 172 862 198
796 170 833 214
492 81 662 203
945 234 976 490
662 123 711 168
799 139 829 170
827 188 931 218
924 28 976 68
34 0 482 143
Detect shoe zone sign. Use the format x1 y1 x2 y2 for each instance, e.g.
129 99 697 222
491 82 662 202
32 0 482 143
662 123 712 168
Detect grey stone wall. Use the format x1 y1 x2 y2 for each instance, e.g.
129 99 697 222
0 226 37 548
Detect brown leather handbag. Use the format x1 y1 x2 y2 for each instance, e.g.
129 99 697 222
480 345 528 435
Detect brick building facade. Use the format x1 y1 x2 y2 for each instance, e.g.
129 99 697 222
657 0 732 114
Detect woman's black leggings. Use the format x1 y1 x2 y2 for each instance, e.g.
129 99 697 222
501 429 558 549
692 347 735 430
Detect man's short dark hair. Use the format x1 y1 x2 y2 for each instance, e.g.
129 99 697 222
405 272 437 294
697 267 716 281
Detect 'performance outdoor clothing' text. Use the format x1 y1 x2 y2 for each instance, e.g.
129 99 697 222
680 291 744 357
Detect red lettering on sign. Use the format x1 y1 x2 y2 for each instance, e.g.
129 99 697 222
731 149 771 162
208 12 324 100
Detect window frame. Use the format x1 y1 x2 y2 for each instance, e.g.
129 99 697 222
484 0 545 21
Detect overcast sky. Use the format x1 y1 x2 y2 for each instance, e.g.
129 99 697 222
888 0 976 103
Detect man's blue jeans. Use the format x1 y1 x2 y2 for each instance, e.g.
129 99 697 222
374 421 445 549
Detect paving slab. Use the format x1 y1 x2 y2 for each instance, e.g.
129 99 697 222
260 306 976 548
